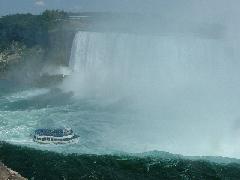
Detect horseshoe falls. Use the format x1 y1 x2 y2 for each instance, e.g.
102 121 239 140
1 29 240 158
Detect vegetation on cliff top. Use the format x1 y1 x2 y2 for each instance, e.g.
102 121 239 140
0 10 71 80
0 10 67 50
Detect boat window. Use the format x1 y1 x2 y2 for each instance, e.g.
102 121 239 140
42 138 46 141
47 138 50 141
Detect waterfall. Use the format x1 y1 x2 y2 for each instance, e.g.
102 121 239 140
66 31 232 99
60 30 240 156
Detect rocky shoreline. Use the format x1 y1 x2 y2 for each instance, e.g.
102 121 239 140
0 162 26 180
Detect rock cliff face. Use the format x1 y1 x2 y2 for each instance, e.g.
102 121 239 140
0 162 26 180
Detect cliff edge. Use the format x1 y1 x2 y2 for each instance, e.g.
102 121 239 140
0 162 26 180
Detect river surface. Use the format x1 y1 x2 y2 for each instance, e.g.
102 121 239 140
1 31 240 159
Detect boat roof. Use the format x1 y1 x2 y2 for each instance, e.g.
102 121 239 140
34 128 72 137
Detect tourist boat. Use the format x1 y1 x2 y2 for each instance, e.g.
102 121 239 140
33 128 79 144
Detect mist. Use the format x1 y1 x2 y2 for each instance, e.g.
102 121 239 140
58 0 240 157
1 0 240 158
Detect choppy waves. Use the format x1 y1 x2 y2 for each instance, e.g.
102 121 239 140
0 87 129 154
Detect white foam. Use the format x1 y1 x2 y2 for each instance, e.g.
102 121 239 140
5 88 50 102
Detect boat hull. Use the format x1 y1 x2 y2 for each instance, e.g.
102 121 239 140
33 135 79 144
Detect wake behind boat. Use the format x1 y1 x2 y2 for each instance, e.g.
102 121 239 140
33 128 79 144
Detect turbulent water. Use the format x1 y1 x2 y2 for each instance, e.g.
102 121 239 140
1 30 240 158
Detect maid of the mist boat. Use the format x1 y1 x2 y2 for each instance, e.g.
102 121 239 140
33 128 79 144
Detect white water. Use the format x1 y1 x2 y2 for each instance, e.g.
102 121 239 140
61 30 240 157
1 30 240 158
5 88 50 102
